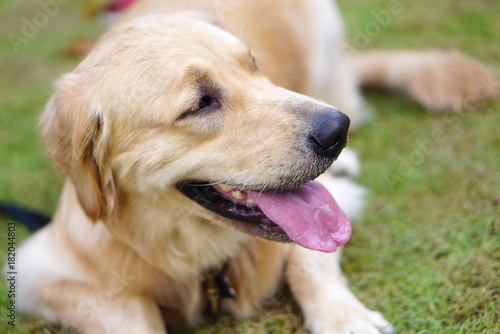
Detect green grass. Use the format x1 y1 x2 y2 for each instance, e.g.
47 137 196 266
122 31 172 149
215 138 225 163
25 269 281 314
1 0 499 333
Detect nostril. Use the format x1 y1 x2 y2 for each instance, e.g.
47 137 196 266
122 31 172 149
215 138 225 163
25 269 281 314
312 127 343 149
310 109 350 159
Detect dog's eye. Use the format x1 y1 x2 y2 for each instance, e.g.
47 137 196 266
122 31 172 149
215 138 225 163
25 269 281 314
178 94 220 120
196 95 214 111
192 94 220 114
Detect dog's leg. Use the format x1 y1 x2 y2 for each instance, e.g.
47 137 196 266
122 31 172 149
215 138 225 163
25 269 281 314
351 50 499 112
286 246 393 334
35 281 166 334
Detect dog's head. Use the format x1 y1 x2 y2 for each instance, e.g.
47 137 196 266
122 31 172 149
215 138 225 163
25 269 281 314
41 12 351 253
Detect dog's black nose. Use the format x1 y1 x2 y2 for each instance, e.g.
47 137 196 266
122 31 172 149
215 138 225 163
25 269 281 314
309 108 350 160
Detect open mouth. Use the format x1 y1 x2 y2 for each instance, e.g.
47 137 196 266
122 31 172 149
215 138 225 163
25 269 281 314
176 180 352 253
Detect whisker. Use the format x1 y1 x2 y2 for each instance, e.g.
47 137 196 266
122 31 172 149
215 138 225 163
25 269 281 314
184 156 269 188
241 166 267 190
183 170 251 187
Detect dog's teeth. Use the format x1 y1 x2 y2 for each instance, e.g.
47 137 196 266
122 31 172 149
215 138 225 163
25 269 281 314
232 191 243 199
246 198 255 205
218 184 233 192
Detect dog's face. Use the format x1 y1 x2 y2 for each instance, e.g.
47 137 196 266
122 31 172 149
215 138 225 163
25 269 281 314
42 12 351 253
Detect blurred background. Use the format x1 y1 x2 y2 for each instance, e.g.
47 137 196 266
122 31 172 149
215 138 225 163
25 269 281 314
1 0 499 333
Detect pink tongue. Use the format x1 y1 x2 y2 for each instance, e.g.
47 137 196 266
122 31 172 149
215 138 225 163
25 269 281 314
247 181 351 252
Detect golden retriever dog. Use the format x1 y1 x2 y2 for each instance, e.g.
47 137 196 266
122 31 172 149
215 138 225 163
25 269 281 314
13 0 497 333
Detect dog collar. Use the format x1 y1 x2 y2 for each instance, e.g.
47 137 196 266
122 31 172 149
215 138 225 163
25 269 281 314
201 263 237 315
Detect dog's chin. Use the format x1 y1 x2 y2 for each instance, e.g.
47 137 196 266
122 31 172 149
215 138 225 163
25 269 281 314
176 181 293 242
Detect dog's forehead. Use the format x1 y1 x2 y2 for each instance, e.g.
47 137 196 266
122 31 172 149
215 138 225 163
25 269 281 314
72 13 262 124
112 13 249 60
76 13 255 88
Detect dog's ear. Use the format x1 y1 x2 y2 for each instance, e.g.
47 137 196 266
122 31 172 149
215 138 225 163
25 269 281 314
40 73 115 222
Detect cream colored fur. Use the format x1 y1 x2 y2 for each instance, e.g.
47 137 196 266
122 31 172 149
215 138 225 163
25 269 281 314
12 1 498 334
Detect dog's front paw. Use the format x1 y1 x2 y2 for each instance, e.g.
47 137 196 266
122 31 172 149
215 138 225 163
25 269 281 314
308 308 393 334
304 290 393 334
401 50 499 112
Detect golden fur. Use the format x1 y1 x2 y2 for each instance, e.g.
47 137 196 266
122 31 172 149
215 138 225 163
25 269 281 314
13 1 498 333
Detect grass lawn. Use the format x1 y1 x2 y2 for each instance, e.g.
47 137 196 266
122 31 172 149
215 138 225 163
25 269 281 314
1 0 499 333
